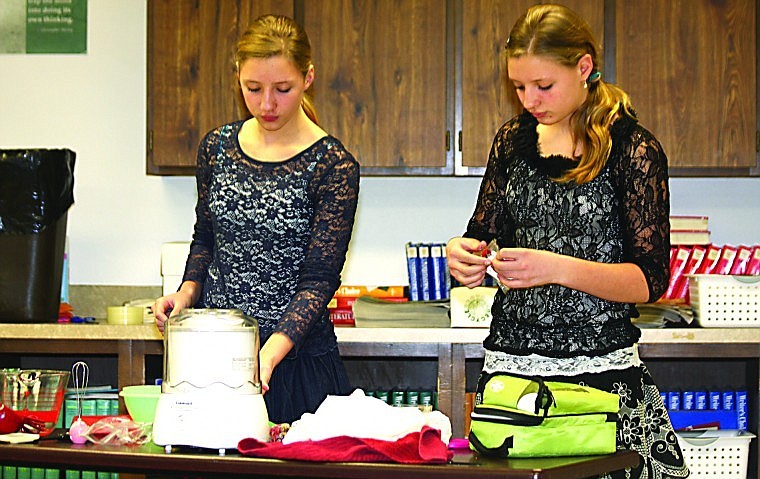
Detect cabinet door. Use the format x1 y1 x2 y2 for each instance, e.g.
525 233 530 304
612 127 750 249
459 0 605 174
303 0 449 174
147 1 294 175
615 0 757 174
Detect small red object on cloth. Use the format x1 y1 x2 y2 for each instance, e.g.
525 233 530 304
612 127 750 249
238 425 453 464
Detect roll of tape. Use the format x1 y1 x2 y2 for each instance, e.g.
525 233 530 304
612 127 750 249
107 306 145 325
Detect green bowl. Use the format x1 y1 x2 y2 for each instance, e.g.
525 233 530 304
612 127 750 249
119 385 160 423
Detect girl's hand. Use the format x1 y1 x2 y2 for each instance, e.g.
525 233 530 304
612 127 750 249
491 248 559 288
153 283 197 333
446 237 492 288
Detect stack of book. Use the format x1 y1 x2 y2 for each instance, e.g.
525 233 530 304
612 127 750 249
405 242 451 301
327 285 407 327
670 215 710 245
662 244 760 303
351 296 450 328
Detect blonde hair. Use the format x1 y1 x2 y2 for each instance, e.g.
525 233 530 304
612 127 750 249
505 4 635 184
234 14 319 125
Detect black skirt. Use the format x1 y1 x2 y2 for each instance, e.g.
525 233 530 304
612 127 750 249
264 346 351 424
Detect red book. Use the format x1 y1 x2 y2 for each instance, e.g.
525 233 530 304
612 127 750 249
664 246 691 300
672 245 706 302
329 307 355 326
746 246 760 275
729 246 754 275
694 245 722 274
334 285 406 298
711 245 738 275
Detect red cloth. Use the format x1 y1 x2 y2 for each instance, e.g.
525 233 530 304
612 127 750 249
238 425 453 464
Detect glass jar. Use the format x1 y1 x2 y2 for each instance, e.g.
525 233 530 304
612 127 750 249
162 309 261 395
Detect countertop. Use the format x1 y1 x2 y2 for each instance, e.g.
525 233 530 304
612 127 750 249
0 438 641 479
1 322 760 344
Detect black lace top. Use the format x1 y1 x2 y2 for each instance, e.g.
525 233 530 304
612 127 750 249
466 111 670 358
182 121 360 355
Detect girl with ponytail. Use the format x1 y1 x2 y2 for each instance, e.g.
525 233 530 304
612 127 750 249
154 15 359 425
447 4 688 478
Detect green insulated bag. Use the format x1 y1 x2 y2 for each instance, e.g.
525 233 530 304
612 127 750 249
468 372 619 457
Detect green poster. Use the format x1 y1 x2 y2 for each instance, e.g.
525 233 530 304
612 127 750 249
26 0 87 53
0 0 87 54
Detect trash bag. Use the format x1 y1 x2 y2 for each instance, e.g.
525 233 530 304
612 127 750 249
0 149 75 323
0 149 75 234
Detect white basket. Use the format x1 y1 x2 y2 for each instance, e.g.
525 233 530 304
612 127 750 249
688 274 760 327
677 431 754 478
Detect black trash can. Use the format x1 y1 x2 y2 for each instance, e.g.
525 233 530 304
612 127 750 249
0 149 75 323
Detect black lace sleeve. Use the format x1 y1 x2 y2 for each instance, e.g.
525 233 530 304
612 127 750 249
610 121 671 302
182 129 218 289
273 145 360 347
464 119 518 245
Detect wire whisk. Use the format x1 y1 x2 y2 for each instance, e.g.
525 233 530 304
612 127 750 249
69 361 90 443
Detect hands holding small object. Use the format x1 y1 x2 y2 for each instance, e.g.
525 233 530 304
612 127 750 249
446 238 562 289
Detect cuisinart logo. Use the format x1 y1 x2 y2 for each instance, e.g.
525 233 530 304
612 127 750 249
232 357 255 371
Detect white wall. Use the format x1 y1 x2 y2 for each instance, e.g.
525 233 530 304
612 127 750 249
1 1 758 288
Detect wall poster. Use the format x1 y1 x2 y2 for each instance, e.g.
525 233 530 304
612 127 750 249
0 0 87 54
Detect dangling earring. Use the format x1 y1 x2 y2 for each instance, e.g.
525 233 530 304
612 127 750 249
583 81 588 89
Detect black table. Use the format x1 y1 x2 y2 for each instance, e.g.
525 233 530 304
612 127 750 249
0 439 639 479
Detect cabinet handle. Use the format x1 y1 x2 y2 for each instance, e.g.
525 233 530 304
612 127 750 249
446 130 451 152
458 131 463 152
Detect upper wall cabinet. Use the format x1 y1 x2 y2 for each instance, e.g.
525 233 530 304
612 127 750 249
147 0 758 176
615 0 757 175
303 0 449 175
147 1 295 175
458 0 604 175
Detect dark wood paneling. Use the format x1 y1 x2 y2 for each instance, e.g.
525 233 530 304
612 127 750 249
305 0 448 173
460 0 605 171
147 1 295 175
615 0 756 171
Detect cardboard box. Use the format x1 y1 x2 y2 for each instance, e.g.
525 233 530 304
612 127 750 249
161 242 190 296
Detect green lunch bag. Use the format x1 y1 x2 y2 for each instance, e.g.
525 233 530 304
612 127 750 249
468 372 620 457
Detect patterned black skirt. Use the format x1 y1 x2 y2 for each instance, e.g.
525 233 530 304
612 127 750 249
528 365 690 478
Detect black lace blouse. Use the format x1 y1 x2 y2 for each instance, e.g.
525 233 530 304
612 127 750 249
182 121 360 355
465 111 671 358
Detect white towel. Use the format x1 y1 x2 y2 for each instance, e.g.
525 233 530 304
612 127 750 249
282 389 452 445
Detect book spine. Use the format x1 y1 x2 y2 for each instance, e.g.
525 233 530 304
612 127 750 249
418 243 431 300
405 242 421 301
64 398 78 428
712 245 738 274
672 245 706 301
729 245 753 275
442 243 451 299
695 244 722 274
109 398 120 416
334 285 406 298
746 246 760 275
664 246 690 299
95 399 110 417
737 389 748 430
329 307 354 326
429 243 444 300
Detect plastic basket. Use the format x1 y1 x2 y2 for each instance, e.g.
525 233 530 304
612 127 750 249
688 274 760 327
677 431 754 478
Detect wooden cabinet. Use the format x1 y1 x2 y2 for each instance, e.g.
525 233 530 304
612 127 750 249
614 0 757 176
147 0 294 175
147 0 759 176
304 0 449 175
458 0 604 175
